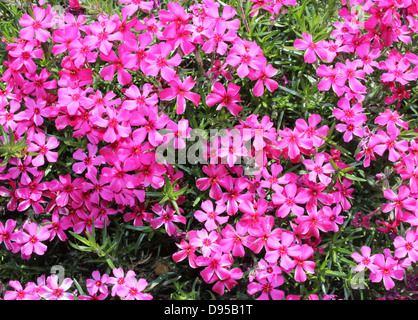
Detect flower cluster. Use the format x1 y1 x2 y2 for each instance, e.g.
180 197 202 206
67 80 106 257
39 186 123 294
0 0 417 301
1 267 152 300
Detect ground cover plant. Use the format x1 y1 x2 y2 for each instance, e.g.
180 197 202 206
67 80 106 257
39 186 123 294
0 0 417 300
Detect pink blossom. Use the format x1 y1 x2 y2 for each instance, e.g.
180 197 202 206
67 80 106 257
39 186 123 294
294 32 327 63
4 280 38 300
247 276 284 300
159 76 200 114
351 245 378 273
0 219 18 250
144 42 182 82
272 183 309 218
19 6 54 42
375 109 408 136
194 200 228 231
150 203 186 236
303 152 334 185
288 244 316 282
190 229 222 257
16 222 50 257
27 132 59 167
172 238 198 268
38 275 74 300
206 82 242 116
116 277 152 300
72 143 106 176
369 253 404 290
100 47 137 85
394 230 418 262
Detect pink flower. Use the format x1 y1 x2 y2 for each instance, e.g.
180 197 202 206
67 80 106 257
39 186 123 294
265 232 297 271
27 132 59 167
159 76 200 114
49 174 85 207
196 164 228 201
119 0 154 16
226 39 262 78
16 222 50 257
218 176 251 216
288 244 316 282
108 267 137 297
272 183 309 218
72 143 106 176
220 223 249 257
375 109 408 136
369 253 404 290
22 69 57 100
381 186 416 218
295 114 329 148
144 42 182 82
336 59 366 93
150 203 186 236
38 275 74 300
201 22 237 55
317 64 346 96
277 127 313 162
196 252 232 282
100 47 137 85
303 152 334 185
116 277 152 300
190 229 222 257
84 18 123 55
92 107 131 143
380 57 417 86
247 276 284 300
172 238 198 268
19 6 54 42
4 280 38 300
394 231 418 262
351 246 378 273
86 271 110 295
194 200 228 231
294 32 327 63
371 130 409 162
0 219 18 250
206 82 242 116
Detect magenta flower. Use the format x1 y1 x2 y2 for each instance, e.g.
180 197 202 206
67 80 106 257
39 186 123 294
19 6 54 42
272 183 309 218
172 238 198 268
394 231 418 262
132 108 169 147
20 97 49 126
16 222 50 257
336 59 366 93
303 152 334 185
150 203 186 236
84 19 123 55
295 114 329 148
371 130 409 162
288 244 316 282
317 64 346 96
265 232 297 272
100 47 136 85
247 276 284 300
277 127 313 162
121 83 158 112
38 275 74 300
119 0 154 16
100 155 137 193
351 246 378 273
42 212 72 242
72 143 106 176
218 176 251 216
206 82 242 116
108 267 136 297
226 39 262 78
190 229 222 257
196 252 232 282
116 277 152 300
369 253 404 290
4 280 38 300
86 271 110 295
380 57 417 85
375 109 408 136
50 174 85 207
159 76 201 114
381 186 416 217
209 267 243 296
220 223 249 257
22 69 57 100
0 219 18 250
92 107 131 143
144 42 182 82
294 32 327 63
28 132 59 167
295 208 332 239
194 200 228 231
201 22 237 55
196 164 228 201
15 171 48 202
